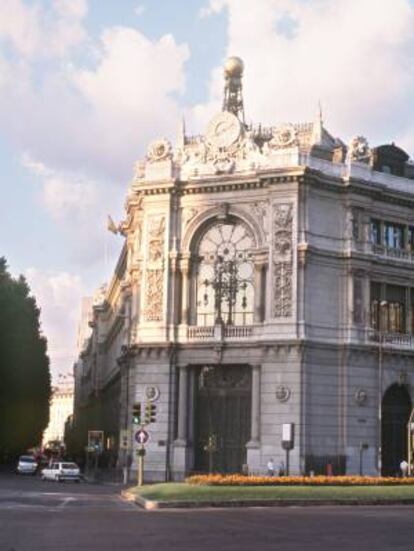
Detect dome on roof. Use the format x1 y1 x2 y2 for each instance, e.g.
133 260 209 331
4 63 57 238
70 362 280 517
224 56 244 77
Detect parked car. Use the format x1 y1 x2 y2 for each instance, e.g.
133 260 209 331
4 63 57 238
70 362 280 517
41 461 81 482
16 455 38 475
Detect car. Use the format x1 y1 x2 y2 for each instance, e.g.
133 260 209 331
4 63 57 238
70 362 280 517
41 461 81 482
16 455 38 475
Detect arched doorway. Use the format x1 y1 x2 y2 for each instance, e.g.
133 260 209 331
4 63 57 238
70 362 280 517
194 365 251 473
381 384 411 476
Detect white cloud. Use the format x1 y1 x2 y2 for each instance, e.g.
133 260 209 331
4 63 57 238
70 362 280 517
0 0 87 59
25 268 87 379
0 13 189 269
22 154 98 221
21 153 123 268
198 0 414 151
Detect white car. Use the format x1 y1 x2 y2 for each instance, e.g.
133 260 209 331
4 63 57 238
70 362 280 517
16 455 38 475
41 462 81 482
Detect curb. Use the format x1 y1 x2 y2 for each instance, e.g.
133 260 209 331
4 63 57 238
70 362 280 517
120 491 414 510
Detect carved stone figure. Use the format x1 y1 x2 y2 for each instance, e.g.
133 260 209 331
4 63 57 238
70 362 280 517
347 136 371 163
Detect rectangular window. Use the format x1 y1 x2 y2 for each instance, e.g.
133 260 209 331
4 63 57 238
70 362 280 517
385 285 406 333
408 227 414 251
353 278 363 324
370 282 381 330
384 222 404 249
370 219 381 245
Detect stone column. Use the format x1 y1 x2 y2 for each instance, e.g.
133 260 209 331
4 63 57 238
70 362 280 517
181 257 190 325
176 365 188 444
253 264 263 323
406 288 412 334
247 364 261 447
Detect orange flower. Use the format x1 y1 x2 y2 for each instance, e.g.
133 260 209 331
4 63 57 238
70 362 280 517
185 474 414 486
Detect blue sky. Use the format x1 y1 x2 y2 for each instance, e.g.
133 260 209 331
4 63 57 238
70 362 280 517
1 0 414 380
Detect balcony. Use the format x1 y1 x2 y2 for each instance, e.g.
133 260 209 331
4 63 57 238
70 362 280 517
187 324 257 342
367 330 414 350
371 244 414 263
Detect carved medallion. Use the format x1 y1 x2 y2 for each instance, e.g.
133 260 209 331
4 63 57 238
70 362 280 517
275 384 291 402
354 388 368 406
206 112 241 149
145 385 160 402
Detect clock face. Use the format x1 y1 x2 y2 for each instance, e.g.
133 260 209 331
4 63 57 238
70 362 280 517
206 112 241 149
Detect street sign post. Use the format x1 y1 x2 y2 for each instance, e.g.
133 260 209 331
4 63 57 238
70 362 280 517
135 429 149 445
281 423 295 476
134 429 149 486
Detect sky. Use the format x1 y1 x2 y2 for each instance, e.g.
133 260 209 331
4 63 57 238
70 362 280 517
1 0 414 382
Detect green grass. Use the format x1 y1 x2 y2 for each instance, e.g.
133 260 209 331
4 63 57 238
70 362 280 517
133 483 414 503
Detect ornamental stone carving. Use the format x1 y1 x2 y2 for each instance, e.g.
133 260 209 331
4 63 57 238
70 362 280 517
347 136 371 163
144 216 165 321
268 124 298 150
183 207 199 228
145 385 160 402
354 388 368 406
272 203 293 318
147 138 172 163
275 384 291 402
206 112 241 149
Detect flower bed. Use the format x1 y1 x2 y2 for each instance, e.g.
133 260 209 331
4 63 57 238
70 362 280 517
186 474 414 486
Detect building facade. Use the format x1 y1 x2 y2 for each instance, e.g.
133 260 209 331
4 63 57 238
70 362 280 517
43 383 74 448
73 57 414 480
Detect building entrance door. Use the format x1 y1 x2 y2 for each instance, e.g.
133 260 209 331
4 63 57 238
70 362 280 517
381 384 411 476
194 365 251 473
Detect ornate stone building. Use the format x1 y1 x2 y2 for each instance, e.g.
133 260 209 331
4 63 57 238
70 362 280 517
73 57 414 479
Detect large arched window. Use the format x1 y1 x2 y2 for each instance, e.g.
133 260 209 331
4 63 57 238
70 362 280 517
195 220 254 326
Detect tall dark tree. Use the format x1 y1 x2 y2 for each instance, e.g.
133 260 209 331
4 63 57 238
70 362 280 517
0 257 51 460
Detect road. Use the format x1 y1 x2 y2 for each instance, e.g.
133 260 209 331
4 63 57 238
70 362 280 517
1 470 414 550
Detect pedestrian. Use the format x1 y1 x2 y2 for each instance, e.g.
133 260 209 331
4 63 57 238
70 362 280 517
267 458 275 476
278 461 285 477
400 459 409 477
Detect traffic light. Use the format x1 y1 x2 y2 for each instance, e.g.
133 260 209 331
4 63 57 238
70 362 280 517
132 403 141 425
144 402 157 424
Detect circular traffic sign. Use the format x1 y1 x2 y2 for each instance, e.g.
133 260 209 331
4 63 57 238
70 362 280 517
135 429 149 445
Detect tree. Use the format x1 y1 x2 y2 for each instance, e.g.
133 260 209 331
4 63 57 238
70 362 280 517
0 257 51 460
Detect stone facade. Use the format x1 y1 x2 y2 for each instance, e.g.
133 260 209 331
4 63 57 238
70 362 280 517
73 58 414 480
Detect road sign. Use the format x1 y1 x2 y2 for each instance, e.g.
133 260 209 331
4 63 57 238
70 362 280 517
135 429 149 445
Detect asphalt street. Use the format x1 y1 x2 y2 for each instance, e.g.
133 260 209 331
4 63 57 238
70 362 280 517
1 470 414 551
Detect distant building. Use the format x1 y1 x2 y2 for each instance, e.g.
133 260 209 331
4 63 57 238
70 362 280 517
43 384 74 447
73 57 414 480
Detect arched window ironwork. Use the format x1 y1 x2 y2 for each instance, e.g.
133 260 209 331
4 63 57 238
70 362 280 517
195 221 254 326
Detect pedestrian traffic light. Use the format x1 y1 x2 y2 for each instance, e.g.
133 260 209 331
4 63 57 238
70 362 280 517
144 402 157 424
132 403 141 425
